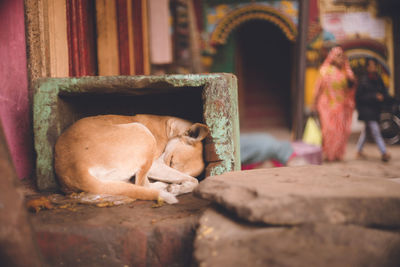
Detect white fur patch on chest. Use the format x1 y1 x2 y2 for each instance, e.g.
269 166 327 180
89 166 134 182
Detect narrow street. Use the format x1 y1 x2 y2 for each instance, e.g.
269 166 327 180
264 127 400 180
324 138 400 179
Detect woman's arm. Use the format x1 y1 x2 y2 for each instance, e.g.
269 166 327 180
311 76 323 111
343 55 357 89
377 76 390 99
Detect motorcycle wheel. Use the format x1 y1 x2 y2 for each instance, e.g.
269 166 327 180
380 112 400 145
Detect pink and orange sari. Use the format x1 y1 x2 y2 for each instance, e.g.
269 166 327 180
314 47 356 161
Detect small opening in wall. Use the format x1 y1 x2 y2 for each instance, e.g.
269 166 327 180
57 86 205 131
56 86 208 180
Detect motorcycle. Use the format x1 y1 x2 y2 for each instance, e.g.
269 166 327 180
379 97 400 145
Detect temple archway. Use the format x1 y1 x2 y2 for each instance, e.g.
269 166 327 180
341 39 391 89
210 4 297 46
209 5 296 131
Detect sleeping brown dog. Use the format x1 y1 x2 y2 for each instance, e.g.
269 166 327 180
54 114 209 204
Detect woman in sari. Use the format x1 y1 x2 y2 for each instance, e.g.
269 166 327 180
313 46 357 161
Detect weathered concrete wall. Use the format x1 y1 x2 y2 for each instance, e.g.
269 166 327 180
0 0 33 179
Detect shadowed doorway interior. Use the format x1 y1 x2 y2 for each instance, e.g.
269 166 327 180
236 20 294 132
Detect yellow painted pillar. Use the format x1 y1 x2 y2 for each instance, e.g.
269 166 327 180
305 67 319 107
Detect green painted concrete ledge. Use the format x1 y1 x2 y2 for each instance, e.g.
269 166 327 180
33 74 241 192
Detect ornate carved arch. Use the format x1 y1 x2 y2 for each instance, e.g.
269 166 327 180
210 5 297 46
342 38 390 74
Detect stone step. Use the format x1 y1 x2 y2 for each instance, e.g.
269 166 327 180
194 166 400 227
195 208 400 267
28 194 210 267
193 166 400 266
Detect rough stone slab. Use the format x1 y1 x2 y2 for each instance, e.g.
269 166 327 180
194 166 400 227
33 74 240 191
194 208 400 267
29 193 210 267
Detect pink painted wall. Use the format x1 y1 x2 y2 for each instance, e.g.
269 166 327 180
0 0 33 179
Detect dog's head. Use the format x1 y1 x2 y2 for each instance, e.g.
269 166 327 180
163 123 209 177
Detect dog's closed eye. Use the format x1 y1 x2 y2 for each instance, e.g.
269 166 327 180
129 174 136 183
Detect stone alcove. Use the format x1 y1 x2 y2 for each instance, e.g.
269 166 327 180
34 74 240 191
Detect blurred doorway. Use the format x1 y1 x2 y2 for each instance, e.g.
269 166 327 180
235 20 294 132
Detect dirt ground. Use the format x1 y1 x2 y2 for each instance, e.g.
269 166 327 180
322 138 400 179
267 128 400 180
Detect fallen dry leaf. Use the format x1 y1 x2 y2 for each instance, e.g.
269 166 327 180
151 198 165 208
26 196 54 213
96 202 115 208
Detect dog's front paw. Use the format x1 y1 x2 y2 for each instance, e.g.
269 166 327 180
159 190 178 204
167 184 181 195
149 181 168 191
167 181 198 196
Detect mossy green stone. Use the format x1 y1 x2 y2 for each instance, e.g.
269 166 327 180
33 74 240 191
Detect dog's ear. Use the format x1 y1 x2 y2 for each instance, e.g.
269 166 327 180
183 123 209 145
166 118 192 138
